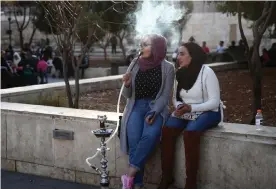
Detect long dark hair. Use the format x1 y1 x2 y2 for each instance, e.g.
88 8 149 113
176 42 207 102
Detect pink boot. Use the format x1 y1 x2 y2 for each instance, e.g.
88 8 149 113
121 174 134 189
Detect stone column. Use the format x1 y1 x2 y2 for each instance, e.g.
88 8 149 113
229 24 237 43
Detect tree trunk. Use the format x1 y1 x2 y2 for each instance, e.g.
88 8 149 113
19 30 24 50
73 61 80 109
103 47 107 60
119 38 126 59
63 51 74 108
249 40 262 124
28 27 37 47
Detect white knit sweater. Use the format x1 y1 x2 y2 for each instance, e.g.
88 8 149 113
173 65 221 112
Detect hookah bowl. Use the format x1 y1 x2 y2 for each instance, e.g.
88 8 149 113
91 115 114 187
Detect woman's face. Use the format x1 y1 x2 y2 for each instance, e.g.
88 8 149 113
140 37 152 58
177 46 192 68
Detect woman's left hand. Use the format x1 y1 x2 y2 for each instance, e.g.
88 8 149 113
175 104 191 116
145 113 156 125
182 104 192 113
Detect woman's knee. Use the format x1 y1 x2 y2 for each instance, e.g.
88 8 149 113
165 116 185 128
185 112 221 131
142 126 162 142
142 132 160 143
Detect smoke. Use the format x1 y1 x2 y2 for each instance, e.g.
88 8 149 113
133 0 186 48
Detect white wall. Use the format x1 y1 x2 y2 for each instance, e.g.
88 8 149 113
181 12 276 54
181 12 253 49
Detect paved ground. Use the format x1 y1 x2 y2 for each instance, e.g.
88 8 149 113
1 170 99 189
47 77 66 83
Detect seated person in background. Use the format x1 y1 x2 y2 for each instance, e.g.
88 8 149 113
202 41 210 54
268 43 276 64
216 41 225 53
261 48 270 66
229 40 236 49
158 42 222 189
23 64 35 85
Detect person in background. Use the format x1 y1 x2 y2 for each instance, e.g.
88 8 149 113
229 40 236 49
158 42 222 189
110 35 117 54
202 41 210 54
37 57 48 84
43 38 53 61
1 52 14 89
13 52 21 68
23 64 35 85
216 41 225 53
261 48 270 66
1 51 13 74
268 43 276 65
120 34 175 189
5 45 14 61
79 54 89 79
188 36 196 43
47 58 54 76
238 39 245 48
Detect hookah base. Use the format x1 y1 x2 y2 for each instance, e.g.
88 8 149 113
100 182 109 187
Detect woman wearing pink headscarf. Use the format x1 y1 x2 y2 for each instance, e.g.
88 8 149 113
120 34 175 189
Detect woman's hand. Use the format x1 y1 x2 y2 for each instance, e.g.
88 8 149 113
122 72 131 87
174 104 191 117
145 113 156 125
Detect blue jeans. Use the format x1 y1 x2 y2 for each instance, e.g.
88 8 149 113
127 99 163 186
166 111 221 131
39 71 48 84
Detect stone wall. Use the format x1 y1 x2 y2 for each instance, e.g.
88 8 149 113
1 102 276 189
1 64 275 189
0 62 243 104
84 67 128 79
0 75 123 104
83 62 245 79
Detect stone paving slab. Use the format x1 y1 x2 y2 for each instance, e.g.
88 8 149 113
1 170 99 189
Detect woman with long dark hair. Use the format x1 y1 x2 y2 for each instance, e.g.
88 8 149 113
158 42 222 189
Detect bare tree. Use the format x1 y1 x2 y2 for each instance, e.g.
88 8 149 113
237 1 275 123
176 1 193 44
95 1 137 59
115 28 132 59
39 1 103 108
6 3 37 49
98 32 112 60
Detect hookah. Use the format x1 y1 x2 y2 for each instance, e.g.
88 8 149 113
85 51 142 188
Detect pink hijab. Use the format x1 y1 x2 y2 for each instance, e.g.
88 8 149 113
138 34 167 71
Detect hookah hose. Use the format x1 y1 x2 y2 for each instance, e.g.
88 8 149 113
86 53 142 167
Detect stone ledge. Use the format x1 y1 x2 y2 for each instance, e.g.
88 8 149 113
205 123 276 144
207 61 247 72
2 105 276 189
1 102 120 123
207 61 237 67
0 75 122 98
2 102 275 142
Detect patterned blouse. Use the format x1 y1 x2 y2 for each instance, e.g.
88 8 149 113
135 65 162 99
